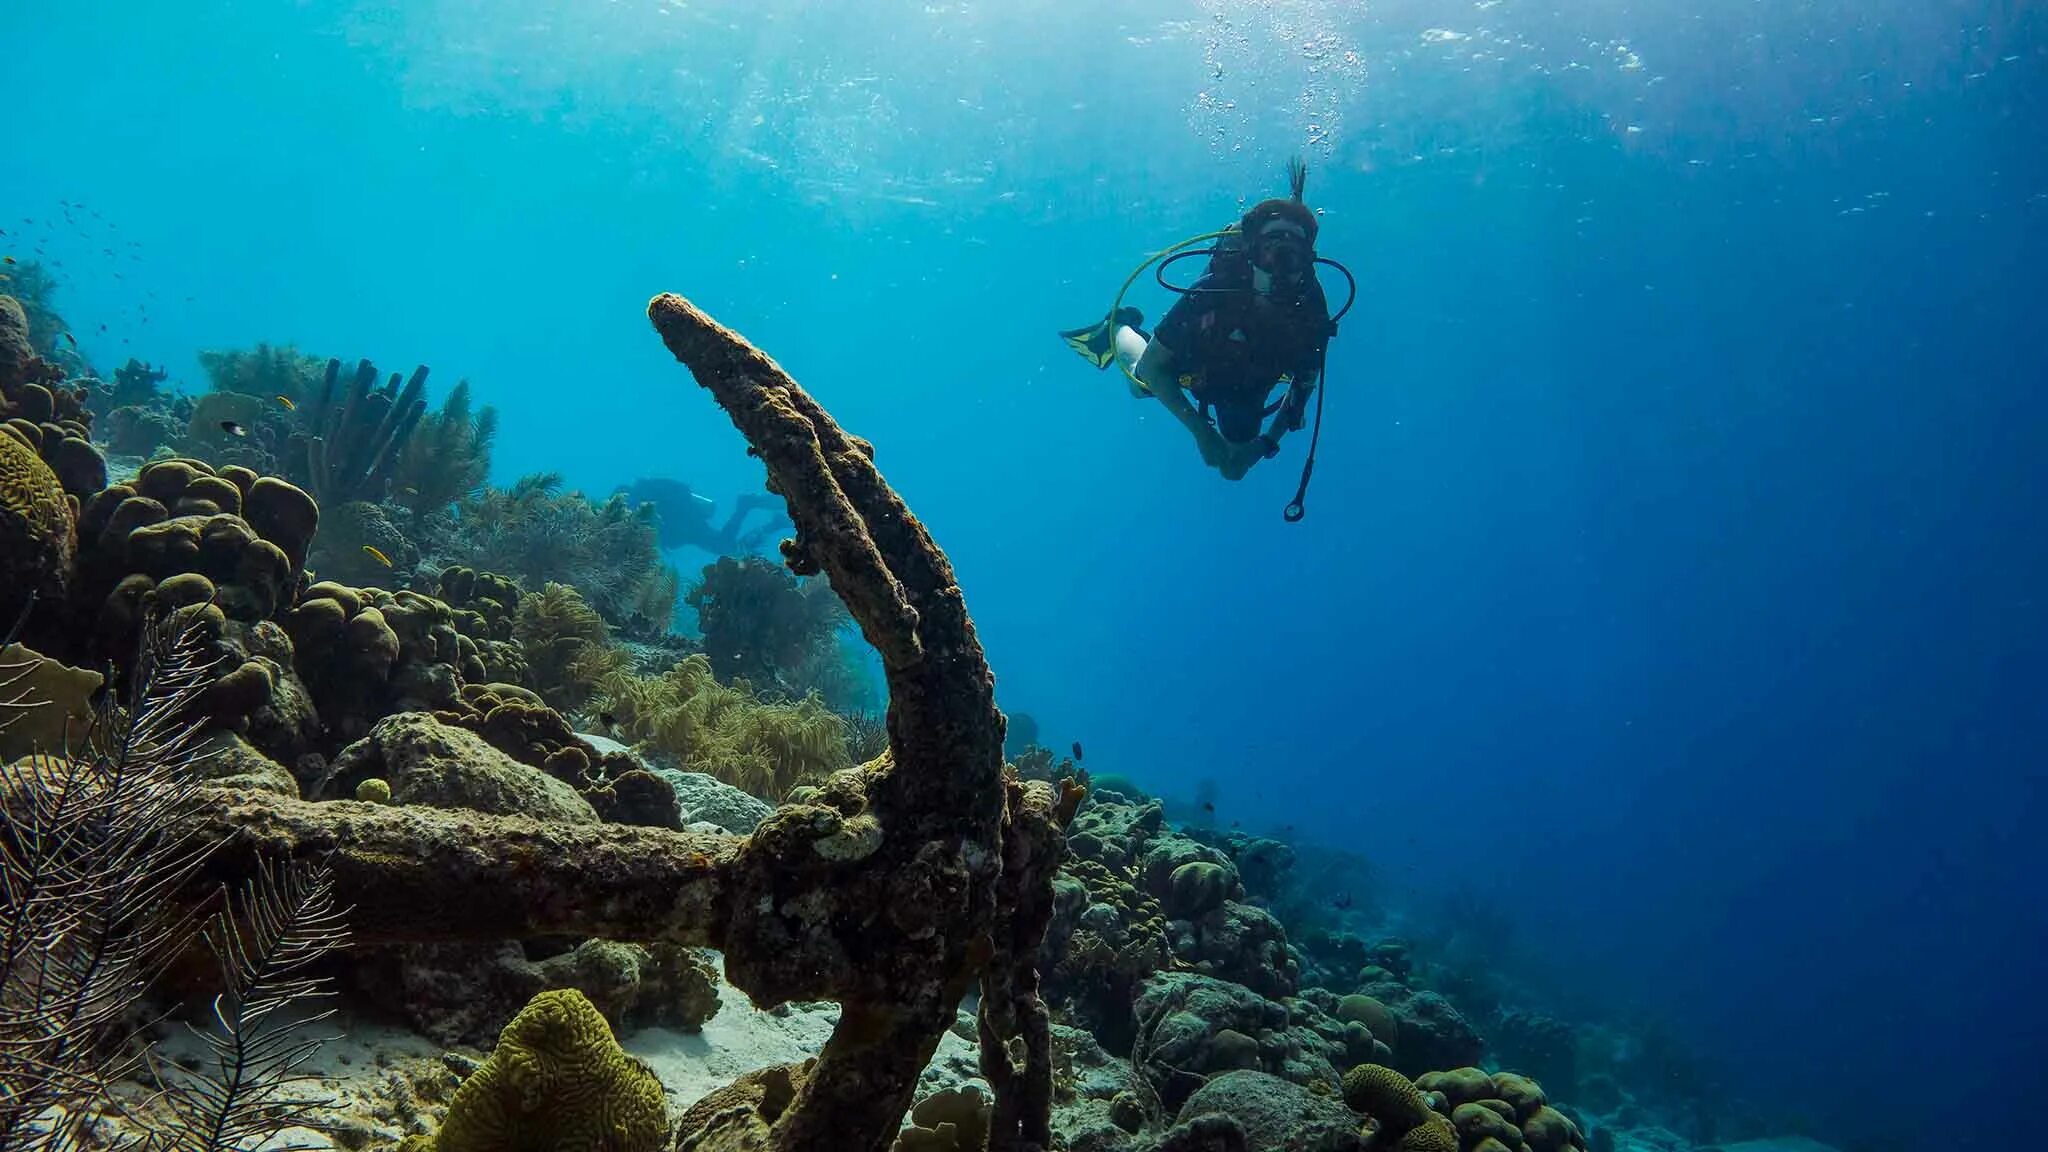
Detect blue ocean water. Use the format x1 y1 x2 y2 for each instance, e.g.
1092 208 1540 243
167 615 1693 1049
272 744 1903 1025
4 2 2042 1149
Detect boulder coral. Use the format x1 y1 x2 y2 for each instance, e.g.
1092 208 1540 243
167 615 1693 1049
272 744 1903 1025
436 565 528 684
1404 1068 1589 1152
71 458 314 652
1131 973 1346 1114
285 581 475 745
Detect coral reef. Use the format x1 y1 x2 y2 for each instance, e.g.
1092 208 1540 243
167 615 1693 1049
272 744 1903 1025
197 342 329 405
283 582 468 746
1130 973 1346 1114
1354 974 1487 1078
663 768 776 834
309 498 416 586
895 1086 992 1152
117 293 1076 1151
0 287 77 390
1044 854 1171 1051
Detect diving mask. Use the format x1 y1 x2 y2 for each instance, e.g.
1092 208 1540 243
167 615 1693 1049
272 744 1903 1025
1252 220 1313 281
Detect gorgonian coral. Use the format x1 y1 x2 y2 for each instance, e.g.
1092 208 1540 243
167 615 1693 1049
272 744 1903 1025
686 554 853 694
598 653 849 800
447 473 666 624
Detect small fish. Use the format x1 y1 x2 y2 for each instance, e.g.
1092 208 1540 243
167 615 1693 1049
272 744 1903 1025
1070 740 1084 761
2 256 13 265
61 332 76 348
276 395 296 411
1334 891 1353 911
1201 801 1215 815
0 275 10 283
362 545 393 568
219 420 246 437
598 711 617 729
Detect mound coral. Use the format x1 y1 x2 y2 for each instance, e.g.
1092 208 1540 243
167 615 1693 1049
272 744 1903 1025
62 460 316 709
5 405 104 501
437 565 528 684
1399 1068 1588 1152
599 652 849 799
283 581 474 746
403 987 669 1152
895 1086 993 1152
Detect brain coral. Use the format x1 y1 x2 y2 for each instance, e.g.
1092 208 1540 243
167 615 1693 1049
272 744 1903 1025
0 423 74 628
412 987 669 1152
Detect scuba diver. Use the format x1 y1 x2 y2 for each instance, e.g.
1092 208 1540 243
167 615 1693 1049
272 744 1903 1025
1060 156 1354 521
616 477 782 556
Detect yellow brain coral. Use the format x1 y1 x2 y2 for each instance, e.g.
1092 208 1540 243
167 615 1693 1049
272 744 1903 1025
1342 1063 1435 1134
0 423 75 619
420 988 670 1152
1401 1116 1459 1152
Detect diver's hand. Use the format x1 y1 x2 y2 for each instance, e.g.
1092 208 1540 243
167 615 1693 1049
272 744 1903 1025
1216 439 1265 481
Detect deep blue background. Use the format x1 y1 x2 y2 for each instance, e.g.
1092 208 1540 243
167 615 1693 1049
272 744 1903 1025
5 3 2043 1148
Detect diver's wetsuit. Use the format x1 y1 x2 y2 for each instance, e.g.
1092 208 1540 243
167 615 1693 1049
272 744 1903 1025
1153 260 1332 442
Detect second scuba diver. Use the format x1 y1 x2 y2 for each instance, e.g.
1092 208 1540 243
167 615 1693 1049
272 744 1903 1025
1061 156 1351 515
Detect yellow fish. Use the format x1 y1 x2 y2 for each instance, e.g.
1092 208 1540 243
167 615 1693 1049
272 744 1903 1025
276 395 296 411
362 545 393 567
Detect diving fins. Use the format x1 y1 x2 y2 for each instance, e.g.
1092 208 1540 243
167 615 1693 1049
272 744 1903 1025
1060 306 1145 369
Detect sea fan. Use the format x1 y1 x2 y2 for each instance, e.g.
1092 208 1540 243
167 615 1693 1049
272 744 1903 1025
149 857 349 1152
0 614 223 1148
0 614 349 1150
